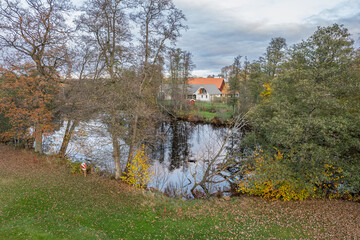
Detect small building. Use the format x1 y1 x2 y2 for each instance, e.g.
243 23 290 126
159 84 222 102
188 78 226 93
188 84 222 102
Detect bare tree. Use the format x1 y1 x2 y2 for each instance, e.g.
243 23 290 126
165 48 194 111
0 0 72 153
189 115 248 198
76 0 133 179
125 0 187 174
56 35 105 158
221 65 233 82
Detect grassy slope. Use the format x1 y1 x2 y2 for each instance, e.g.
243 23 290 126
189 101 233 121
1 145 359 239
161 100 233 122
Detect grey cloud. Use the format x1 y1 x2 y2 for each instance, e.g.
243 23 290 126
175 0 360 76
306 1 360 41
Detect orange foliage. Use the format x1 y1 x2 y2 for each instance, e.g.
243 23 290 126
0 64 58 140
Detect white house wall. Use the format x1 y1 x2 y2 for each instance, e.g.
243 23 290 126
196 93 211 101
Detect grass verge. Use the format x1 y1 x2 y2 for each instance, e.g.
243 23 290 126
1 145 359 239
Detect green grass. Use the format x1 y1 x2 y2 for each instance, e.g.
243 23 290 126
0 162 309 239
191 101 233 122
159 100 233 123
3 147 356 239
195 111 217 121
0 174 306 239
194 101 232 110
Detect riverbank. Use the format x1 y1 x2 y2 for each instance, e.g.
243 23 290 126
161 100 234 126
1 144 359 239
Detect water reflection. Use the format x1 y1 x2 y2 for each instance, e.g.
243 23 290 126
149 121 228 169
44 120 233 196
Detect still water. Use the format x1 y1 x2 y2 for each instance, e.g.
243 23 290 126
44 120 240 196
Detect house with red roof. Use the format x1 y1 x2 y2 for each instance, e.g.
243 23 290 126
187 78 225 101
188 78 225 93
159 78 226 102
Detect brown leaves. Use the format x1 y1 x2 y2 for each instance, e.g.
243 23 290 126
0 64 59 140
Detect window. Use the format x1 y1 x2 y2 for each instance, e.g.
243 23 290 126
199 88 207 94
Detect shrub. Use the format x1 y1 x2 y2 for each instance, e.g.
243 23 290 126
66 160 83 174
121 145 154 189
238 149 346 201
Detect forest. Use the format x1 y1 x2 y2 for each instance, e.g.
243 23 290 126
0 0 359 201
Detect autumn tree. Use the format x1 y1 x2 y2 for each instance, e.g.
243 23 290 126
0 0 72 153
220 65 232 82
242 24 360 197
55 38 106 158
0 64 58 146
76 0 133 179
125 0 187 174
246 38 287 105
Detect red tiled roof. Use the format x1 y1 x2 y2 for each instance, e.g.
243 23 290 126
188 78 225 92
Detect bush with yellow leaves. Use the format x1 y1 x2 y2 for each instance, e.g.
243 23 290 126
121 145 154 189
238 149 346 201
259 82 272 100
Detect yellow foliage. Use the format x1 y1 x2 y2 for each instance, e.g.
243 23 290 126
314 163 344 198
121 145 154 189
238 149 346 201
238 150 310 201
66 160 83 174
260 82 272 100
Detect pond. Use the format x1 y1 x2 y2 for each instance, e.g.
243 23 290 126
44 120 242 197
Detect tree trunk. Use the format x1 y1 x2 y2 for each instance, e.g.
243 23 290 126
58 120 78 158
34 127 43 154
111 130 122 180
124 113 139 175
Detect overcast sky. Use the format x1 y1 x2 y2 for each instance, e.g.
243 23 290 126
171 0 360 77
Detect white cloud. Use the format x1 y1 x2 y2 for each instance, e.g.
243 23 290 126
174 0 344 24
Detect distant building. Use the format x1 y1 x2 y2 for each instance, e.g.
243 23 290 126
188 78 225 93
188 84 222 101
159 77 226 102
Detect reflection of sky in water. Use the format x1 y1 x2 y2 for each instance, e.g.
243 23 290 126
44 121 232 195
44 120 128 171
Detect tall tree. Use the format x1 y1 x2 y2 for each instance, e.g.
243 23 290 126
220 65 233 82
246 38 287 105
0 0 72 153
228 55 242 112
264 37 287 77
167 48 194 111
237 56 252 114
0 64 58 146
243 24 360 196
76 0 132 179
125 0 187 174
